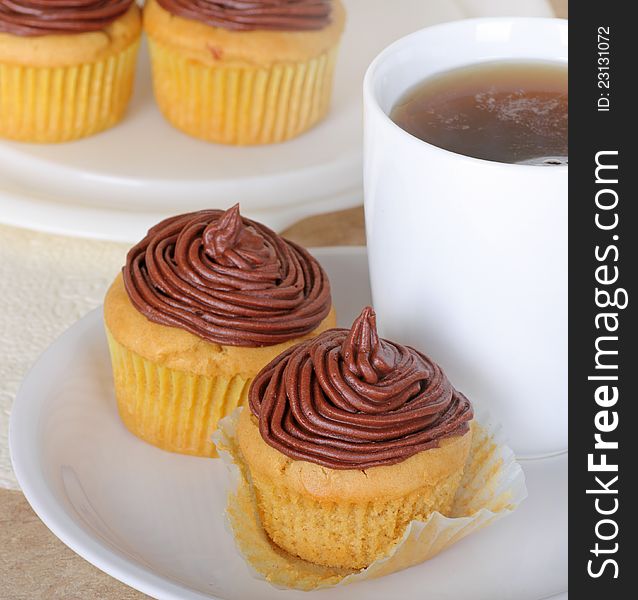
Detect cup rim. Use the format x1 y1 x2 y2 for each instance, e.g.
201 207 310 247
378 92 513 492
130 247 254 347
363 17 569 172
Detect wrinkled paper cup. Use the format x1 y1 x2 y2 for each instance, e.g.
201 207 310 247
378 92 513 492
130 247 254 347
213 408 527 591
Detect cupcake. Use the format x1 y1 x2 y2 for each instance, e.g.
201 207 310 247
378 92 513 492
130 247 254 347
237 307 473 570
143 0 346 144
104 205 336 457
0 0 141 143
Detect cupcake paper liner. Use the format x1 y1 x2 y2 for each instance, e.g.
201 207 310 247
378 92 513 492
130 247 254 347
147 39 339 145
213 407 528 590
106 330 250 457
248 454 464 570
0 39 140 143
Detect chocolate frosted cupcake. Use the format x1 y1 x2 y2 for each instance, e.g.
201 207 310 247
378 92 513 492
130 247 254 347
104 205 336 456
0 0 141 142
143 0 345 144
237 307 473 570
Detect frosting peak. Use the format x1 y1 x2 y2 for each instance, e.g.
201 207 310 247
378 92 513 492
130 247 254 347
341 306 395 384
156 0 332 32
249 307 473 469
123 208 331 346
202 204 278 273
203 203 243 258
0 0 134 36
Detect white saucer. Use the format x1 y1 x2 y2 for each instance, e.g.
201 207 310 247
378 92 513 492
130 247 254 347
10 247 566 599
0 0 552 242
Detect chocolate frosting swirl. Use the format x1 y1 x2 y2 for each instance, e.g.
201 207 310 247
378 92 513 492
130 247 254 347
123 205 332 347
250 307 473 469
0 0 133 36
156 0 332 32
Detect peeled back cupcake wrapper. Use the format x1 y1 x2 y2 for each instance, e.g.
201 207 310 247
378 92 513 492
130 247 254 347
213 407 528 591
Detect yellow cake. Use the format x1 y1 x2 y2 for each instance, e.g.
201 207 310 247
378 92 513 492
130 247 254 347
0 1 141 142
143 0 346 144
237 307 474 570
104 205 336 457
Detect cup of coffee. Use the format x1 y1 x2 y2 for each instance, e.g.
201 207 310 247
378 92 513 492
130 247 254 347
363 18 568 458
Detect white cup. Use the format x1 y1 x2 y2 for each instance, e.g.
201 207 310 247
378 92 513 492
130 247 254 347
363 18 568 458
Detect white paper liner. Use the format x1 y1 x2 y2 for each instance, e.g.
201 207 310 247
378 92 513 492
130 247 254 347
213 407 527 590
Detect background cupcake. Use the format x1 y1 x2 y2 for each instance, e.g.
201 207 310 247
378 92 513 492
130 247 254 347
104 205 336 457
238 306 473 570
144 0 346 144
0 0 141 143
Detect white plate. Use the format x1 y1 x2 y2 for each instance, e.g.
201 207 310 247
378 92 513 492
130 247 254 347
0 0 552 242
10 247 566 599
